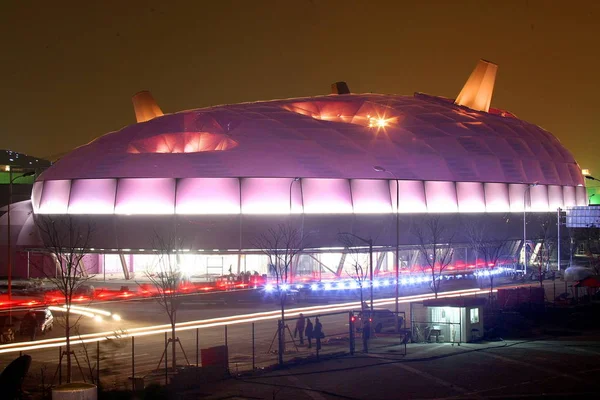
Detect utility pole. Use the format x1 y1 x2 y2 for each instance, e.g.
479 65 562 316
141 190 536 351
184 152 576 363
6 168 35 324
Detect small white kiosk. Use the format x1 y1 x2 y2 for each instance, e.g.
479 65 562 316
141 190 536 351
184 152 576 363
410 297 486 343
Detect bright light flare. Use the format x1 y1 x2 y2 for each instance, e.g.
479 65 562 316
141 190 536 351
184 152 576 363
112 314 121 321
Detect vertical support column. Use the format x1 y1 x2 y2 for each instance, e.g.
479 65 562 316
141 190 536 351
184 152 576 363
196 328 199 367
119 253 130 280
252 323 255 370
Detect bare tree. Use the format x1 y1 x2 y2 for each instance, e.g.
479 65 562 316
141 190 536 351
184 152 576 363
253 224 306 363
338 233 371 312
35 215 93 383
412 216 454 298
463 222 509 299
144 233 186 371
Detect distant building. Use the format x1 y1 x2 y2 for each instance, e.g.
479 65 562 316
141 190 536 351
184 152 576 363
0 150 51 207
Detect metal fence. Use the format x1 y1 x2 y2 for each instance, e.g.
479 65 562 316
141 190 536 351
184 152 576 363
3 308 413 392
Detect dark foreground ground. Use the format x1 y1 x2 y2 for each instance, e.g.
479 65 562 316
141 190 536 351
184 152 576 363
105 333 600 400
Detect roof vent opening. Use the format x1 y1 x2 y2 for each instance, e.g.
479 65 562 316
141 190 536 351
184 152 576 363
455 59 498 112
331 81 351 95
132 91 164 123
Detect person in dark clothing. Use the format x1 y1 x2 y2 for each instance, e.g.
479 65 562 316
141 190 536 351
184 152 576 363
362 318 371 353
305 318 314 348
314 317 323 351
294 313 306 345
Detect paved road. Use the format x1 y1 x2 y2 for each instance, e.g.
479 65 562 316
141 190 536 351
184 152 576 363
0 277 563 389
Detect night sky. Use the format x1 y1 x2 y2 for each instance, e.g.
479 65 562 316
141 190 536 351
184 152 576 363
2 1 599 176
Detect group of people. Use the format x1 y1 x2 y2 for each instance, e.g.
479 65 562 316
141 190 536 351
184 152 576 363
293 313 323 351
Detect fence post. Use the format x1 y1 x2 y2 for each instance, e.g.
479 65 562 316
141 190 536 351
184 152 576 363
131 336 135 381
96 341 100 386
252 322 255 370
164 332 168 384
277 320 283 365
225 325 228 347
196 328 199 367
58 346 62 385
349 311 355 355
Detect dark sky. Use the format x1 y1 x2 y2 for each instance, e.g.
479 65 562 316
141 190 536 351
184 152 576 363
2 1 599 175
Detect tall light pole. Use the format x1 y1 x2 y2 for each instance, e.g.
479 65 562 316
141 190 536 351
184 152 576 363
289 177 300 213
289 178 300 283
6 168 36 324
373 166 400 323
523 183 538 275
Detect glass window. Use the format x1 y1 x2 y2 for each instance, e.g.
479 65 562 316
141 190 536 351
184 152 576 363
470 308 479 324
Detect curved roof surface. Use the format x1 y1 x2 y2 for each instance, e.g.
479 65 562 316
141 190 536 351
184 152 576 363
39 92 583 186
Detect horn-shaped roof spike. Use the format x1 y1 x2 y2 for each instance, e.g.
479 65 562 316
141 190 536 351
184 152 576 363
331 82 351 95
132 91 164 123
455 59 498 113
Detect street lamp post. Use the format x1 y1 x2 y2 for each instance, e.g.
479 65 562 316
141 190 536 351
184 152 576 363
523 183 538 276
289 178 300 283
6 168 36 324
373 166 400 324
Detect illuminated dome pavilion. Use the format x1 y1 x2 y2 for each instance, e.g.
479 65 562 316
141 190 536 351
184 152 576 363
2 60 586 280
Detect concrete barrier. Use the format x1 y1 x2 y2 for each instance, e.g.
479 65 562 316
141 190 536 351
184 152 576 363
52 383 97 400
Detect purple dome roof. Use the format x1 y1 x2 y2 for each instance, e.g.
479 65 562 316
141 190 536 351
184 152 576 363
39 92 583 186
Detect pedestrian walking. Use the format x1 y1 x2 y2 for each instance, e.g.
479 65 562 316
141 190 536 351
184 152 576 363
362 318 371 353
314 317 323 351
294 313 306 345
305 318 314 348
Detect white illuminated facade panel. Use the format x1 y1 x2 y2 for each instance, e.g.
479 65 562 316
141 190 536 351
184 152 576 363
547 185 564 209
575 185 588 206
456 182 485 212
529 185 549 211
425 181 458 212
483 183 509 212
302 178 353 214
68 179 117 214
508 184 527 212
38 180 72 214
115 178 176 215
563 186 577 207
176 178 240 214
31 181 44 211
351 179 392 213
241 178 302 214
397 180 427 213
31 178 576 215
